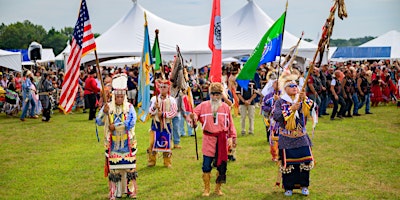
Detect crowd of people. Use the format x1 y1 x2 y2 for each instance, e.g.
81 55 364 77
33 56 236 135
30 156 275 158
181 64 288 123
0 65 63 120
0 58 399 199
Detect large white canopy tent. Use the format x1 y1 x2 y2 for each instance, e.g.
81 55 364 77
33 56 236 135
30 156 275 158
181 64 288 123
99 57 141 68
359 30 400 59
0 49 22 72
72 0 317 68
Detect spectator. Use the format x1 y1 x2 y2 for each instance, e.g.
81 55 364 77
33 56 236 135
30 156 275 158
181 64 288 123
236 80 258 136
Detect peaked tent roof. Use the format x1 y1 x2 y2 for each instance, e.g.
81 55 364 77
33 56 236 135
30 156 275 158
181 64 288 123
359 30 400 59
80 0 317 67
0 49 22 72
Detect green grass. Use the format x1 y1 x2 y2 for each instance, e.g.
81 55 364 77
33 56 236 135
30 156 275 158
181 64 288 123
0 105 399 200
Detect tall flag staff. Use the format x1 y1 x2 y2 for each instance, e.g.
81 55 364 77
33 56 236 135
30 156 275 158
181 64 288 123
208 0 222 83
59 0 96 114
281 32 304 72
137 12 154 122
289 0 348 140
151 29 163 130
152 29 164 79
300 0 347 95
276 0 289 80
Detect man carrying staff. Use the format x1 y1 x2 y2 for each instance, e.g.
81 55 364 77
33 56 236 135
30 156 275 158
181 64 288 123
96 74 138 199
190 82 237 197
148 79 177 168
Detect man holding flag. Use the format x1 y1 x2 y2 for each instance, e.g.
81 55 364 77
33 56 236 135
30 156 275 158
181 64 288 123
147 79 177 168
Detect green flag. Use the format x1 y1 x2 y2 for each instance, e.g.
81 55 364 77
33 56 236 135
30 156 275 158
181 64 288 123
152 29 162 72
236 12 286 90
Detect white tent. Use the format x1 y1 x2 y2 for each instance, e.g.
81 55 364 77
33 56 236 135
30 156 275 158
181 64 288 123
78 0 317 67
359 30 400 59
55 42 70 61
99 57 141 68
37 49 56 63
0 49 22 72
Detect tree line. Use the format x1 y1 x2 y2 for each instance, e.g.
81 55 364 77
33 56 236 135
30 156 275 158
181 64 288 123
304 35 376 47
0 20 99 56
0 20 374 57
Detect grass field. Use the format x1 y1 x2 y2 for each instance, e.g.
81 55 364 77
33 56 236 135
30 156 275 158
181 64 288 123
0 105 399 200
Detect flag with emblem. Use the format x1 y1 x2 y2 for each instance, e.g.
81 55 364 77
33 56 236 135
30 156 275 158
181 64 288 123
236 11 286 90
59 0 96 113
208 0 222 83
137 12 153 122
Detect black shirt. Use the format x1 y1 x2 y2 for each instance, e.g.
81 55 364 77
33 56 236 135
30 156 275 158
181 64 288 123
236 81 257 105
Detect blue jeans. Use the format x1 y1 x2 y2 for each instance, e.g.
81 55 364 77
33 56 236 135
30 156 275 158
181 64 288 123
319 93 328 114
358 93 371 113
186 120 193 136
172 115 184 145
180 112 193 136
20 97 36 119
352 93 360 114
202 155 227 183
202 155 214 172
331 95 346 119
308 94 321 115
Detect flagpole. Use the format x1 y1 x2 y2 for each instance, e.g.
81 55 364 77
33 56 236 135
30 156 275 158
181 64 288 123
275 0 288 94
154 29 165 79
277 0 288 75
94 51 111 123
287 31 304 72
176 45 199 160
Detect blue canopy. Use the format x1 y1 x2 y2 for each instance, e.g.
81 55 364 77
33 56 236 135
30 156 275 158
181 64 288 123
6 49 30 61
331 46 391 59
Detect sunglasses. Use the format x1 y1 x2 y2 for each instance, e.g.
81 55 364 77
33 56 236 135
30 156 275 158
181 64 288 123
211 92 221 95
287 84 298 88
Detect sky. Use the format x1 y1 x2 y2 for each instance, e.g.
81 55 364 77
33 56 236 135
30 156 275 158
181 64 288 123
0 0 399 41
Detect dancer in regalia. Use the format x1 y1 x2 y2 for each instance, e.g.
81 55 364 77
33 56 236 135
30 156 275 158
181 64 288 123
273 72 315 196
147 79 178 168
96 74 138 199
261 71 280 161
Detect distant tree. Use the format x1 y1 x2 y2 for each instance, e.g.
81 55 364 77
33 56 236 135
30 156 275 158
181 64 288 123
0 23 5 35
42 27 69 55
0 20 46 49
304 38 313 42
60 27 74 37
330 36 376 47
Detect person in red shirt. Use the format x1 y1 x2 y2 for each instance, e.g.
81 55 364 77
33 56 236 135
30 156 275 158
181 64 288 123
84 69 100 120
190 82 237 197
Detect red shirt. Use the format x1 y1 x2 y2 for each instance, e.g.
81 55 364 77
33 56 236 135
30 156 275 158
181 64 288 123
84 76 100 95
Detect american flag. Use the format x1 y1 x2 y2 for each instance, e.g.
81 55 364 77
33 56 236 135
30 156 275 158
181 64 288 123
59 0 96 113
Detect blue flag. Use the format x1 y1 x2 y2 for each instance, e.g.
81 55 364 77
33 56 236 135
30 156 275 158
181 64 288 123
236 12 286 90
137 13 153 122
